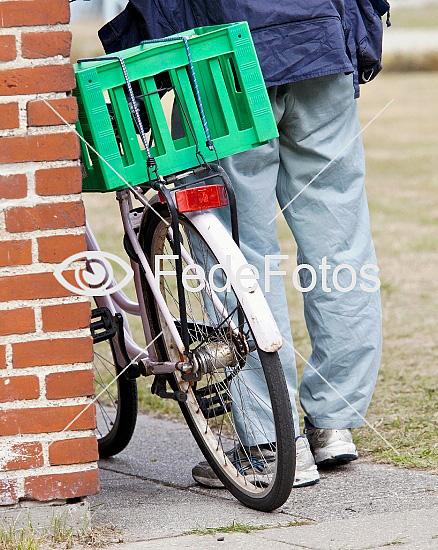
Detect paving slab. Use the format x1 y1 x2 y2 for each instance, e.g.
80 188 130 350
90 469 305 542
88 413 438 546
103 506 438 550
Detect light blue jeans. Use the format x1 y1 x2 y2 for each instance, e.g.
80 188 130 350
213 73 382 439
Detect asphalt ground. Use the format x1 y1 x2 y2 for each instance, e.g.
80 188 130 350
87 414 438 548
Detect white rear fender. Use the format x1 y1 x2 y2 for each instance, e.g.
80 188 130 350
185 211 282 353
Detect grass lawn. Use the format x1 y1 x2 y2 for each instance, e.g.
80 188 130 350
83 71 438 471
356 73 437 469
390 3 438 28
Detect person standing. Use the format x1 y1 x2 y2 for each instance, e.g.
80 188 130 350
99 0 389 488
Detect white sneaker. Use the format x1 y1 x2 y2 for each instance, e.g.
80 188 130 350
294 436 319 487
305 417 358 466
192 446 275 488
192 438 319 489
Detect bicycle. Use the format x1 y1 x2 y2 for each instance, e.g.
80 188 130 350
75 24 296 512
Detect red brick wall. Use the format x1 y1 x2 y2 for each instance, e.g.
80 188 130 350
0 0 98 506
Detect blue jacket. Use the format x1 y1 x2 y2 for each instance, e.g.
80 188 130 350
98 0 389 98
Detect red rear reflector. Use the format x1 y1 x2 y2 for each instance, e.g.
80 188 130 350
175 184 228 213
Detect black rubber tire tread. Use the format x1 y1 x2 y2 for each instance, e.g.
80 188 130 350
139 204 295 511
93 317 138 459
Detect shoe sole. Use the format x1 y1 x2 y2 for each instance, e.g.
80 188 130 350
192 475 225 488
312 440 358 466
293 477 319 488
193 473 272 488
316 454 358 466
293 464 320 488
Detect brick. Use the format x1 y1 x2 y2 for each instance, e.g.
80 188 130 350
0 132 79 164
5 201 84 233
0 0 70 28
0 174 27 199
42 302 91 332
0 102 19 129
46 370 94 400
0 35 16 62
38 234 87 263
0 308 35 336
35 166 82 196
0 375 39 403
49 437 98 466
0 239 31 267
0 404 96 436
0 65 75 96
0 271 75 302
1 442 43 471
28 97 77 127
22 31 71 59
0 345 6 369
0 480 18 505
25 469 99 501
13 336 92 368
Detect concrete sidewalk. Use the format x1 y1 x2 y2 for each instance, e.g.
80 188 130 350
104 508 438 550
87 414 438 549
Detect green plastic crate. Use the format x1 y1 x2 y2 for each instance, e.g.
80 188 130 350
74 22 278 192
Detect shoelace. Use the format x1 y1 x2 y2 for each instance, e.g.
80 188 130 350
231 449 274 475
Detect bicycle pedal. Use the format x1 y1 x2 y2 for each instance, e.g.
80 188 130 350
151 375 187 402
196 388 232 418
158 389 187 402
196 395 232 418
90 307 118 343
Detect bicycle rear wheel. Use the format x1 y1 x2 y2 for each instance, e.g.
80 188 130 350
140 204 295 511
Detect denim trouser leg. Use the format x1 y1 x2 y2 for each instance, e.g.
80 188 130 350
214 136 300 442
215 73 382 437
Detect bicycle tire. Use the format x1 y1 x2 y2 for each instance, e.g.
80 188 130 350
92 307 138 459
139 204 295 511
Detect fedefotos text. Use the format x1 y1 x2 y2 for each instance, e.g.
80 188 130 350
154 255 380 294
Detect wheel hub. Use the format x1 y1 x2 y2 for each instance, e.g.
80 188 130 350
193 340 238 374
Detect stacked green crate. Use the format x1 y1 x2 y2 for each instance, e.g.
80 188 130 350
74 22 278 192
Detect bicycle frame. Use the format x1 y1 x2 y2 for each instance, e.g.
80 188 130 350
87 214 187 377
